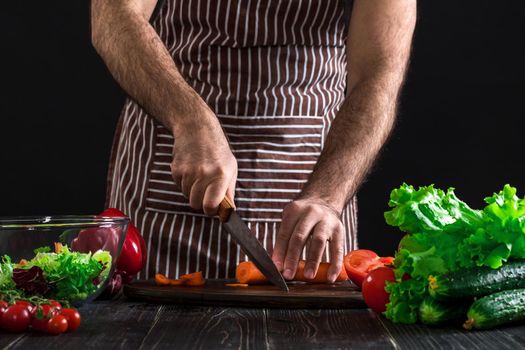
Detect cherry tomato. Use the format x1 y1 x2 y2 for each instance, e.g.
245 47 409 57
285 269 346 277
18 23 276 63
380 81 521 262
0 300 8 326
1 305 31 332
59 308 81 332
48 300 62 310
47 315 68 335
15 300 34 313
362 267 396 313
0 300 8 314
31 304 57 332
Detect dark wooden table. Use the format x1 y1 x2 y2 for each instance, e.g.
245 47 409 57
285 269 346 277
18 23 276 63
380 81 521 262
1 298 525 349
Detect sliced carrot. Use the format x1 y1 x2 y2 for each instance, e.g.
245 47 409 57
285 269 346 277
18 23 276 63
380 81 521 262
18 259 28 266
54 242 63 254
169 279 186 286
180 271 206 286
225 283 249 287
236 261 267 284
154 273 172 286
180 271 202 280
236 261 348 285
155 271 205 287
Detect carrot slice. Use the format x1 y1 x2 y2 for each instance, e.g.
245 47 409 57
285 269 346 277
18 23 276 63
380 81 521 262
169 279 186 286
154 273 172 286
225 283 249 287
180 271 202 280
236 261 268 284
236 261 348 284
54 242 63 254
18 259 28 266
180 271 206 286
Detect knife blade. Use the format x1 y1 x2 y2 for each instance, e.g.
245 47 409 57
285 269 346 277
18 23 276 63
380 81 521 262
218 197 289 292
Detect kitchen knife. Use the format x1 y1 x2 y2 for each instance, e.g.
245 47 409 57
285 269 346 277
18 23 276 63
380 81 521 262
218 197 289 292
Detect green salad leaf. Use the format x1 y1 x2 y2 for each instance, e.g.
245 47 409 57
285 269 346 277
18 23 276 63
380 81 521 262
0 256 15 290
384 183 525 324
0 245 112 303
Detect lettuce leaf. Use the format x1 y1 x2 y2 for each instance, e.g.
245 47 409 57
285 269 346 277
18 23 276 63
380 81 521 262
25 246 105 301
384 183 483 235
0 256 15 290
0 246 112 302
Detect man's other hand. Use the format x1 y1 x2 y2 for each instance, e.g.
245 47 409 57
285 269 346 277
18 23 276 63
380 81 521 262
272 198 344 284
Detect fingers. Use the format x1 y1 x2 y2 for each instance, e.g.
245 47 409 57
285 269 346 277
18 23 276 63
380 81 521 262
226 176 237 208
172 163 237 216
272 206 301 273
188 177 210 210
327 224 345 283
304 222 329 280
202 177 230 216
273 199 345 284
282 212 319 280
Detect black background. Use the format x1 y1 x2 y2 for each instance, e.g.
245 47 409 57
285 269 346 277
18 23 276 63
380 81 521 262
1 1 524 256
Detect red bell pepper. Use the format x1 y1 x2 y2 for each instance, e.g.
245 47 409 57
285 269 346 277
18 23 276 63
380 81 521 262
99 208 147 277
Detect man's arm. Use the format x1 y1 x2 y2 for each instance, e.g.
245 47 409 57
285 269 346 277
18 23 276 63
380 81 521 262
272 0 417 283
91 0 237 215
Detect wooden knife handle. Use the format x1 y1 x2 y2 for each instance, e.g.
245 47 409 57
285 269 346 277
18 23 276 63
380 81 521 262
218 196 235 222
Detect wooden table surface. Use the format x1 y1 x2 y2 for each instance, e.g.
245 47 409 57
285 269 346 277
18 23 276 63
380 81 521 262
1 298 525 349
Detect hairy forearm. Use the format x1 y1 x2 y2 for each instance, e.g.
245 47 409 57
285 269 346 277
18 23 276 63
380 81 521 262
300 0 416 213
91 0 215 136
300 71 404 212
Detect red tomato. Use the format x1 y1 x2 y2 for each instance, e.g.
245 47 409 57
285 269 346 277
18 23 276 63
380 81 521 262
47 315 68 335
59 308 81 332
344 250 397 289
31 304 58 332
0 301 8 326
15 300 34 313
344 250 380 288
48 300 62 310
362 267 396 313
0 300 8 314
1 305 31 332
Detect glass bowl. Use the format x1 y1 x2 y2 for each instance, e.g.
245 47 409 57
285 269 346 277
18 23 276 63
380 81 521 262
0 216 129 304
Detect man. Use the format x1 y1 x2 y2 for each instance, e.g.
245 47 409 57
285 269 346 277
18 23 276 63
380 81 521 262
92 0 416 283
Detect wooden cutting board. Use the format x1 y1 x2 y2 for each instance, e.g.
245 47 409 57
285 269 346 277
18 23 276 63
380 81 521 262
123 279 365 309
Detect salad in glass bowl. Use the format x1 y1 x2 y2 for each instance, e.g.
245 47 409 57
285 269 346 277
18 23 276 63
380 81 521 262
0 216 129 305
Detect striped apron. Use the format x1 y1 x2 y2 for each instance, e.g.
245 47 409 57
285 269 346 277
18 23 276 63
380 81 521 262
106 0 358 280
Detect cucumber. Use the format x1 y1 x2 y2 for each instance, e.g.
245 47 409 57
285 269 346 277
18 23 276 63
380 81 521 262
464 288 525 330
418 297 468 326
428 260 525 300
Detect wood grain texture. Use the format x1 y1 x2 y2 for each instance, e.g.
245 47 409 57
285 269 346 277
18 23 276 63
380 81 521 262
0 334 26 348
266 309 396 349
378 313 525 349
2 300 525 349
124 279 366 309
141 306 267 350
